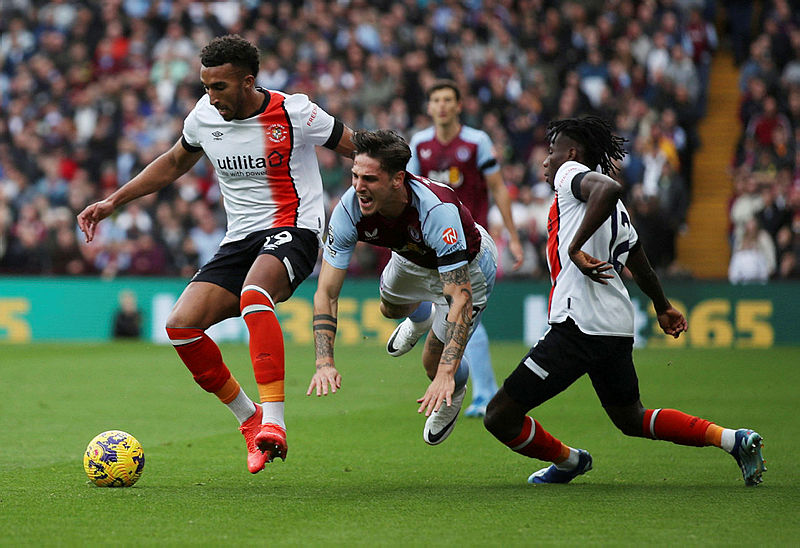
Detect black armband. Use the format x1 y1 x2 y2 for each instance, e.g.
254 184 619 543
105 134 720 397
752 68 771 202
313 324 337 333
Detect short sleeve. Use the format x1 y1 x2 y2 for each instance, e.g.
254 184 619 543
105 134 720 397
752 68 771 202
421 203 469 273
406 135 421 175
322 199 358 269
553 160 590 202
182 106 201 149
286 93 336 147
475 130 500 175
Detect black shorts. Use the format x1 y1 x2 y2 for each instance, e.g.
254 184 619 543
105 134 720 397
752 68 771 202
191 227 319 297
503 317 639 409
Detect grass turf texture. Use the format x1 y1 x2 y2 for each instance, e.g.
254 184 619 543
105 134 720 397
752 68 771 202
1 341 798 545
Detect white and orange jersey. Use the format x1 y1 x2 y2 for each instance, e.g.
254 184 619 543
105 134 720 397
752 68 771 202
546 160 640 336
182 89 339 245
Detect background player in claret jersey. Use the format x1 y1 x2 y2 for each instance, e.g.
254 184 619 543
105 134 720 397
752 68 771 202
307 129 497 446
77 35 355 474
483 116 766 486
388 80 524 419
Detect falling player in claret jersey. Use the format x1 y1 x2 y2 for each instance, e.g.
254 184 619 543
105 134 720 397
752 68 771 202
78 35 356 474
482 116 765 486
393 80 524 419
307 129 498 447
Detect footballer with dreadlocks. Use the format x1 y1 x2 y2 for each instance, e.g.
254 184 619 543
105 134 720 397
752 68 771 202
482 116 765 486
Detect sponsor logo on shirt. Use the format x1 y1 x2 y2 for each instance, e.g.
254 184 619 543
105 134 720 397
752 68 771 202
216 155 267 170
429 167 463 188
212 131 224 140
307 105 318 126
442 227 458 244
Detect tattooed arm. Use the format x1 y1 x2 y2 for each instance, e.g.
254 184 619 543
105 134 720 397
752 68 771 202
417 263 474 416
307 260 348 397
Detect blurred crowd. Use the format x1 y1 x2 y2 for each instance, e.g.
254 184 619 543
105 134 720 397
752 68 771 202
0 0 753 281
728 0 800 283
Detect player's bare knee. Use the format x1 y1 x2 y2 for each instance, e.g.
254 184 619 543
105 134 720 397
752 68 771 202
380 299 417 319
607 410 645 437
483 399 510 439
165 311 189 330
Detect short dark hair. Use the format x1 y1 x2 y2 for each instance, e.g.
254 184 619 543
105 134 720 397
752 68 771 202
426 79 461 101
546 115 627 176
351 130 412 175
200 34 260 77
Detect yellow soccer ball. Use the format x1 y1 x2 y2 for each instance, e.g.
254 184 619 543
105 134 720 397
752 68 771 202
84 430 145 487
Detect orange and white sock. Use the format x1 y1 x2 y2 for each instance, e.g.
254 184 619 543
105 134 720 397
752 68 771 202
643 408 735 450
705 424 737 452
219 379 257 425
166 327 255 424
241 285 286 429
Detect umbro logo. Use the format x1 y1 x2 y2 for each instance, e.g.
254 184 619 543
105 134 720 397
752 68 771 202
211 131 224 140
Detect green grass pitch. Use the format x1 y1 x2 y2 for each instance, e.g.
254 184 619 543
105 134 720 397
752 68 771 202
1 341 798 545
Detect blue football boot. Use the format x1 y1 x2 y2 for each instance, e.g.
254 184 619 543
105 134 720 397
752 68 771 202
528 449 593 484
729 429 766 486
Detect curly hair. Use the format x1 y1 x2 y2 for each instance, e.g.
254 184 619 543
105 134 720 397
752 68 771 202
546 115 627 176
200 34 260 77
351 129 412 175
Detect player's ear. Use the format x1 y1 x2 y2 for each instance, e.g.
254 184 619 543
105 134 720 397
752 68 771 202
392 170 405 187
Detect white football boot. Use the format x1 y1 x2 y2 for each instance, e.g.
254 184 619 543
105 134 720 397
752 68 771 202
423 385 467 445
386 305 434 357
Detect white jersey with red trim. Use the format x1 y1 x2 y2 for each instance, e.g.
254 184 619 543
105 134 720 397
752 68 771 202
546 160 639 336
182 90 335 245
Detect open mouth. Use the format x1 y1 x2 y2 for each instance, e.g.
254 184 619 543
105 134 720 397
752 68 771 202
357 194 373 207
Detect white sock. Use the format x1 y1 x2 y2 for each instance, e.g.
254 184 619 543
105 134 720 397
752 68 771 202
227 388 257 424
720 428 737 452
261 401 285 429
554 447 580 470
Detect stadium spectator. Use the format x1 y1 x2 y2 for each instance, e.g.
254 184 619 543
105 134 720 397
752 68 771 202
76 35 356 476
0 1 720 280
729 218 775 284
112 289 142 339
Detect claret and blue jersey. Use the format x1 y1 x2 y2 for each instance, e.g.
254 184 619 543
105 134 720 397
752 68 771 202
324 173 482 272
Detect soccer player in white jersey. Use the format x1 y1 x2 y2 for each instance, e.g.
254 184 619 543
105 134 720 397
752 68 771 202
483 116 765 486
388 80 524 419
77 35 355 474
307 129 497 446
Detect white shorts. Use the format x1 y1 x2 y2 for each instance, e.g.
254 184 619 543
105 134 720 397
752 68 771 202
379 224 497 342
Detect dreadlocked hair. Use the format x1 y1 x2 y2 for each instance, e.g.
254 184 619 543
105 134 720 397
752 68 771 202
546 116 627 176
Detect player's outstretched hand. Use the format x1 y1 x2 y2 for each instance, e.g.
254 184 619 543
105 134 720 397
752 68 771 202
508 234 525 271
77 199 115 243
307 364 342 397
417 374 455 417
569 249 614 284
657 306 688 339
